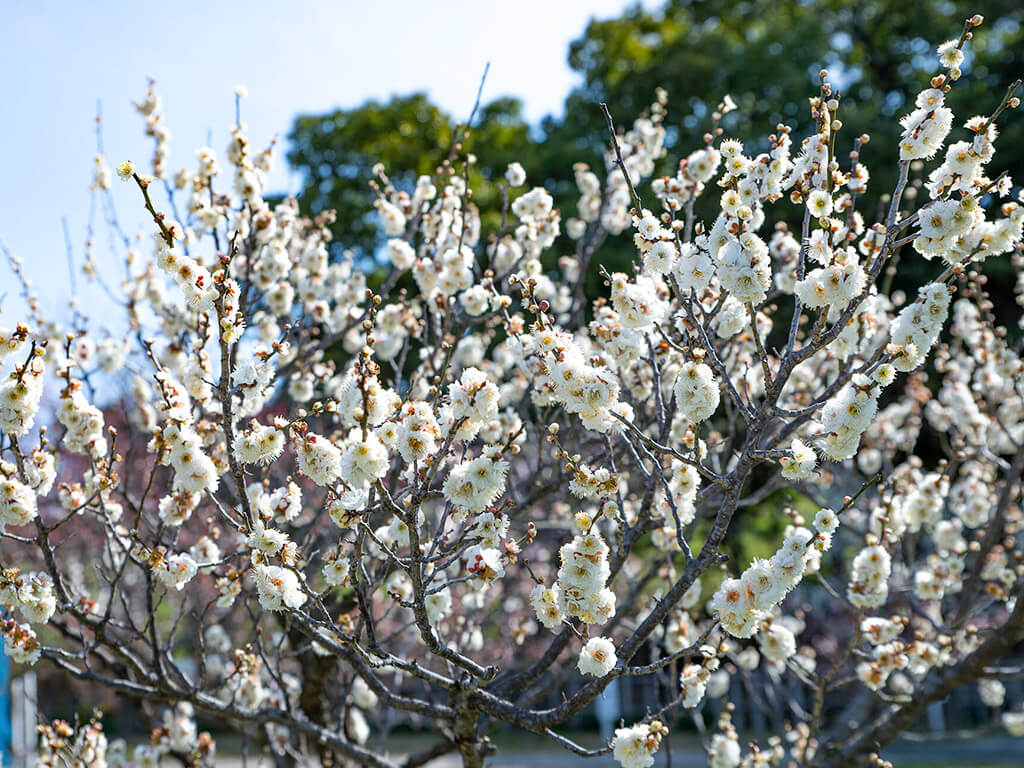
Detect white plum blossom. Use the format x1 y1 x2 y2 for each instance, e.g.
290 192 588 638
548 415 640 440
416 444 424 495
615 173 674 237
0 21 1021 768
612 722 666 768
673 360 720 424
577 636 617 677
255 565 307 611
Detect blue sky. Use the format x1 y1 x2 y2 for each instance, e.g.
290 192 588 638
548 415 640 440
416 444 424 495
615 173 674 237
1 0 651 324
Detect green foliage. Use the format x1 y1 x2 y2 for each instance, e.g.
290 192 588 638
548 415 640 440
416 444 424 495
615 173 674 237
285 0 1023 317
561 1 1022 186
554 0 1024 320
288 93 449 257
287 94 536 261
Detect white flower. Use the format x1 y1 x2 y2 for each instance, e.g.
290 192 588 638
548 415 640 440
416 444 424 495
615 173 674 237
610 273 669 329
511 187 553 220
709 733 741 768
465 545 505 582
17 573 56 624
322 554 350 587
714 297 746 339
56 387 108 458
386 238 416 270
0 476 37 528
645 240 678 275
375 200 406 236
711 523 836 639
255 565 307 611
979 679 1005 708
813 507 840 536
806 189 834 218
23 447 55 495
505 162 526 187
890 283 951 371
233 423 284 465
899 101 953 160
350 677 378 710
155 553 198 591
758 622 797 663
635 213 662 239
425 587 452 625
247 522 288 556
1003 711 1024 737
346 707 370 744
848 545 892 609
937 40 964 69
577 636 617 677
673 361 720 424
861 617 902 645
447 367 500 441
679 662 710 707
0 364 44 437
443 456 508 513
673 242 715 292
339 431 390 489
164 424 219 495
158 491 198 527
294 433 342 486
530 584 564 629
556 532 615 625
780 439 817 480
460 284 491 317
612 723 662 768
395 411 439 463
716 233 771 304
2 622 40 665
328 488 368 528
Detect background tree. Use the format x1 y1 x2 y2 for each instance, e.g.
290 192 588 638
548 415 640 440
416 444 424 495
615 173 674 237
555 0 1024 320
288 93 536 265
287 0 1024 321
4 10 1024 768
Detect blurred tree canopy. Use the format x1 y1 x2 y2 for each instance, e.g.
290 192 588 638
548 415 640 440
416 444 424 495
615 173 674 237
286 0 1023 318
287 93 535 260
555 0 1022 192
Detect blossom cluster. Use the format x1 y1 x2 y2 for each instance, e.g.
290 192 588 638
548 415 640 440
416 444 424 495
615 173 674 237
1 15 1023 768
